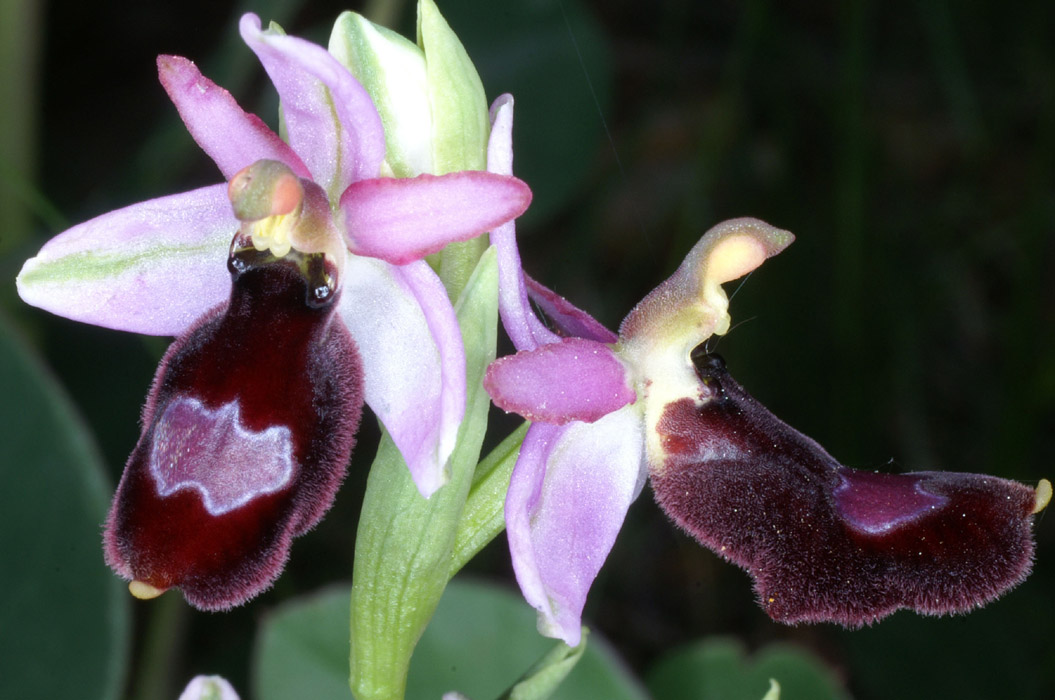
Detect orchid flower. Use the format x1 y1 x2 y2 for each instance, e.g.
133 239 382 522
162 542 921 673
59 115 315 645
484 100 1050 646
16 14 530 609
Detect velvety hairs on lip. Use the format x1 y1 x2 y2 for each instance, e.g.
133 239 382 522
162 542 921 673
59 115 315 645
484 211 1049 644
103 250 363 609
651 351 1042 626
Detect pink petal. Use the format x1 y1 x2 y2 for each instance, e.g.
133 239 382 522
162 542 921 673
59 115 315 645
157 55 308 181
524 275 618 344
16 185 234 336
340 171 532 265
240 13 385 200
485 338 635 425
487 95 559 351
337 257 465 496
506 408 645 646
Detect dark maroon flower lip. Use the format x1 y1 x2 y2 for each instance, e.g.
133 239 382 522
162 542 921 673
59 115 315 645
104 249 363 609
651 351 1047 626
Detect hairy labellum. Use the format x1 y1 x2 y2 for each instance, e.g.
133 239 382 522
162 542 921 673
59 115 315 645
104 248 363 609
650 352 1043 626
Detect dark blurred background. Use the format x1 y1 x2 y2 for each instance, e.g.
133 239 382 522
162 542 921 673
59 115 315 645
1 0 1052 698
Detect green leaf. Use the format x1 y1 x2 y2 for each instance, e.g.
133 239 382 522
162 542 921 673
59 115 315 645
646 638 849 700
253 585 352 700
349 248 499 700
0 314 130 700
254 579 648 700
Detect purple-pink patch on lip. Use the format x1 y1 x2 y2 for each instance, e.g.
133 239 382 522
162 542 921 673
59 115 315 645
834 470 948 535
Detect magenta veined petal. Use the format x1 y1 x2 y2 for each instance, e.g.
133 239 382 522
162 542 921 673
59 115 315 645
16 184 235 336
506 407 645 646
337 256 465 496
340 172 532 265
239 13 385 200
158 55 309 181
486 338 635 425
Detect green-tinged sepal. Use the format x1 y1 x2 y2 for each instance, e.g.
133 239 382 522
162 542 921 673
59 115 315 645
329 0 489 178
417 0 489 174
329 12 432 178
329 0 493 298
417 0 492 297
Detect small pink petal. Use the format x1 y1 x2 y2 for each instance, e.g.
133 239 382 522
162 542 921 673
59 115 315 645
340 172 532 265
158 55 308 181
524 275 618 344
338 257 465 496
16 185 234 336
506 408 645 646
485 338 635 425
487 95 557 351
240 13 385 199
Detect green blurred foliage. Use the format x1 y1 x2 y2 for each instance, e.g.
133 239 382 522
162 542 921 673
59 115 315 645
2 0 1053 698
254 579 648 700
647 637 850 700
0 315 130 700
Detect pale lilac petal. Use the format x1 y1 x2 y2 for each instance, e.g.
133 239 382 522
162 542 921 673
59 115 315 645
338 256 464 496
524 275 618 344
506 407 646 646
158 55 308 181
240 13 385 200
178 675 240 700
339 171 531 265
17 185 234 336
485 338 635 424
487 95 556 351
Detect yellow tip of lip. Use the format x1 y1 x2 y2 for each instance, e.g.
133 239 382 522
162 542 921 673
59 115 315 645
128 580 166 600
706 235 768 285
1033 478 1052 514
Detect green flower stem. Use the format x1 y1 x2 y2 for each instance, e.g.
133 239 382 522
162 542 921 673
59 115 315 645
498 630 588 700
349 248 498 700
449 421 527 575
127 593 186 700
